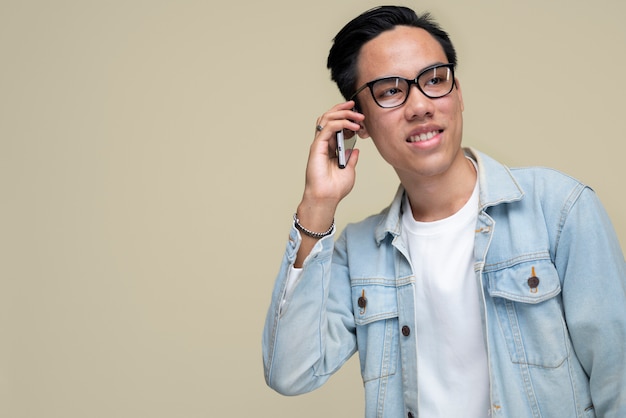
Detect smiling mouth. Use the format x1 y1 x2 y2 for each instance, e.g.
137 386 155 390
407 130 442 142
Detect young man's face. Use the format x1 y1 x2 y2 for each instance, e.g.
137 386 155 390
354 26 465 181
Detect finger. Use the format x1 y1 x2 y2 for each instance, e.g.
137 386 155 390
315 101 362 134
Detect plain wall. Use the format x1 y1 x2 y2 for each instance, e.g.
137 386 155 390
1 0 624 417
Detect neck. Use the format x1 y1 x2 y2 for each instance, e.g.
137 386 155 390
398 150 477 222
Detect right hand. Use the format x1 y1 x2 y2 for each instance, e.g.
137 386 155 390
294 101 364 266
302 101 364 209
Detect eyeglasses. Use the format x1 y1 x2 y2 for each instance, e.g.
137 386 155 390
350 63 456 109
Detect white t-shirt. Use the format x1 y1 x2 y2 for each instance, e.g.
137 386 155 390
400 178 490 417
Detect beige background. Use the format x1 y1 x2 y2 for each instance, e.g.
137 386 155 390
1 0 624 417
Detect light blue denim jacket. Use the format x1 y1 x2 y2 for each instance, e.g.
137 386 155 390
263 148 626 418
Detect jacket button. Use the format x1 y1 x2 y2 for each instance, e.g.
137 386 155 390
528 276 540 288
528 266 540 293
357 290 367 314
402 325 411 336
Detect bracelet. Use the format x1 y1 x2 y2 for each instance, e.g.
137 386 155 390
293 213 335 239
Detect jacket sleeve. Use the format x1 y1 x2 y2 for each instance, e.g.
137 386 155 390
555 186 626 417
262 225 357 395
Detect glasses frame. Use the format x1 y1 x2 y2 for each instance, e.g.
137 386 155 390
350 63 456 109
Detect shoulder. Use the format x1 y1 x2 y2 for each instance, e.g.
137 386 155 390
342 206 391 239
339 185 404 245
510 165 587 191
471 148 592 208
509 165 591 211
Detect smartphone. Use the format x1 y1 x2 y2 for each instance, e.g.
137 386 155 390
336 129 357 169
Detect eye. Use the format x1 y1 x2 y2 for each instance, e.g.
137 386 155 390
424 76 444 86
378 86 403 98
373 78 406 99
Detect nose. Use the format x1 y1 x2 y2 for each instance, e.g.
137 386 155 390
403 84 434 120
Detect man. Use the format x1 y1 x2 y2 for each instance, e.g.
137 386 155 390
263 6 626 417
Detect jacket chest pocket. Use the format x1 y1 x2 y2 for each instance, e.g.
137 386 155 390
352 283 399 382
485 259 569 368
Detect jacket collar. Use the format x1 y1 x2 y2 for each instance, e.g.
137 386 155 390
374 147 525 244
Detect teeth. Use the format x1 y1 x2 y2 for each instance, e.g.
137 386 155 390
408 130 438 142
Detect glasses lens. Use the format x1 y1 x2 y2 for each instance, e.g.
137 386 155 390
418 66 454 98
371 78 409 108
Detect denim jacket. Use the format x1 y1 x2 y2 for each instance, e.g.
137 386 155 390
263 148 626 418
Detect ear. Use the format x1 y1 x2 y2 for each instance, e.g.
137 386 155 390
352 103 370 139
454 78 464 112
357 122 370 139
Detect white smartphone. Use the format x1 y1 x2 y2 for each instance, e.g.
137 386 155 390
336 129 357 169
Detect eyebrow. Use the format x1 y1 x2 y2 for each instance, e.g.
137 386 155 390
371 62 450 82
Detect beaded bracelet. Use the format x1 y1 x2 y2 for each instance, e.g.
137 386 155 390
293 213 335 239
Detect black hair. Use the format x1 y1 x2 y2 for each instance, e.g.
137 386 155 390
327 5 457 101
